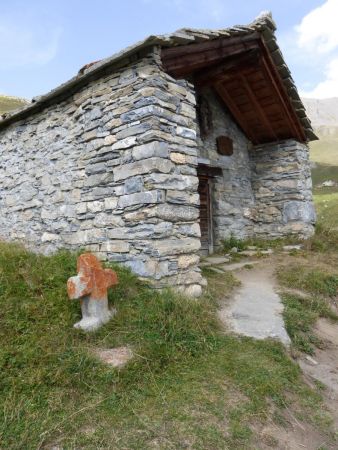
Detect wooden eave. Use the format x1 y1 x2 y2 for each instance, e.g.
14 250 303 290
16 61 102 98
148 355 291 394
161 34 307 144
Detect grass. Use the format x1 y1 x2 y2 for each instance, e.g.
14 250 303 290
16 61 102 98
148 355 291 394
308 127 338 188
0 95 28 115
311 163 338 187
222 234 300 255
276 185 338 356
278 266 338 299
0 243 331 449
281 293 338 354
309 130 338 167
278 256 338 354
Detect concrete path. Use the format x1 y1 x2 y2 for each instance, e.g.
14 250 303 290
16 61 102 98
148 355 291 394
219 262 291 346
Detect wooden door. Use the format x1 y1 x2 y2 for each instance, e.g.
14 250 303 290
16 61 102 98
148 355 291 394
198 175 213 255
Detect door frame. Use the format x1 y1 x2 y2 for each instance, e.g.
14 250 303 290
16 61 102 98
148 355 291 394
197 164 222 255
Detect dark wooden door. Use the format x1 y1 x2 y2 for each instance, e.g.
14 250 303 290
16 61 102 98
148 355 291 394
198 175 213 255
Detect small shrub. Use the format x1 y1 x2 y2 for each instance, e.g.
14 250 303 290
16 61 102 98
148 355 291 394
223 235 246 252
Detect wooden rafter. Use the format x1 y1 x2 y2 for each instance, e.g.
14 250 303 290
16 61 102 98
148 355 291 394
162 34 260 77
194 49 260 87
258 39 306 142
161 33 308 144
215 83 257 143
162 32 260 59
238 72 278 141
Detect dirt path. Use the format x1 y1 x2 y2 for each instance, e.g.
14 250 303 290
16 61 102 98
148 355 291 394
212 256 338 449
299 318 338 425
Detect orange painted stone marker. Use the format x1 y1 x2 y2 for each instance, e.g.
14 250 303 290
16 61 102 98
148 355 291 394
67 253 118 331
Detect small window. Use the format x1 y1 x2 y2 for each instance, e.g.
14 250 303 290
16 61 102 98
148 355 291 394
216 136 233 156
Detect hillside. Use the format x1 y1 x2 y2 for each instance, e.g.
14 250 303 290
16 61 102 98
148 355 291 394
302 98 338 187
0 94 29 115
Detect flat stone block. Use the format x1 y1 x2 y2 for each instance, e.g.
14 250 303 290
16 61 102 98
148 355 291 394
204 256 231 265
220 261 260 271
238 250 257 257
283 244 302 251
209 267 225 274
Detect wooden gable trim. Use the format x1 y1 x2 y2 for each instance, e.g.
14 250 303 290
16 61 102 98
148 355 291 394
258 39 306 142
162 33 260 77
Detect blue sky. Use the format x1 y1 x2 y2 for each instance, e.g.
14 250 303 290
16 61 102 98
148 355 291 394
0 0 336 99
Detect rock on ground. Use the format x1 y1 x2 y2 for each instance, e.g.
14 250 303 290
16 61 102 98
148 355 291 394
93 347 133 368
218 262 291 346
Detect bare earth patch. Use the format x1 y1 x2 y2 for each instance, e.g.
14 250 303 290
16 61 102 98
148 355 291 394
299 318 338 427
93 346 133 368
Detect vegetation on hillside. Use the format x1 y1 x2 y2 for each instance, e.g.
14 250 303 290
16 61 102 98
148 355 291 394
0 94 336 447
277 186 338 357
0 242 333 449
0 95 28 115
309 127 338 187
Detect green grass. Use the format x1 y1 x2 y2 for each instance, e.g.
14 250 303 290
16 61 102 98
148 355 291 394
309 132 338 167
222 234 300 254
277 266 338 299
307 190 338 253
311 163 338 187
309 128 338 188
277 187 338 355
281 293 338 354
0 95 28 115
0 243 330 449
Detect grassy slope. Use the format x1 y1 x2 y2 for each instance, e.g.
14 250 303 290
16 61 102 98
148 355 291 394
0 245 331 449
309 129 338 187
277 188 338 356
0 99 336 447
0 95 28 115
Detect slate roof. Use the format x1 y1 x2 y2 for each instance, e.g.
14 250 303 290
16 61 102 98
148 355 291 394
0 12 316 141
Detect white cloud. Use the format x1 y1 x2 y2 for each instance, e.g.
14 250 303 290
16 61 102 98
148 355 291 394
0 17 61 69
295 0 338 98
296 0 338 54
300 57 338 98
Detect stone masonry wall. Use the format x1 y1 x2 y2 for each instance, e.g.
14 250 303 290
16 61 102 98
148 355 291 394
196 89 255 247
195 90 315 244
249 140 315 238
0 47 204 297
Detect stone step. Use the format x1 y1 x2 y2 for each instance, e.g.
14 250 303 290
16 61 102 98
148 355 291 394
203 256 231 265
220 261 260 271
209 266 226 274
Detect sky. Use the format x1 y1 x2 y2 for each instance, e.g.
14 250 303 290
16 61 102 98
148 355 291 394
0 0 337 99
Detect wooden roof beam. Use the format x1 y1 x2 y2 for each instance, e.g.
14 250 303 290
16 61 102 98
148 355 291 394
214 83 258 144
258 39 306 142
162 32 260 59
162 34 260 77
238 72 279 142
194 49 260 88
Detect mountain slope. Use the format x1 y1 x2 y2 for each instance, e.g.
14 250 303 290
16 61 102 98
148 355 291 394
0 94 29 115
302 97 338 188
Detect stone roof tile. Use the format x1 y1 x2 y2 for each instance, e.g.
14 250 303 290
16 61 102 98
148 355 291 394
0 11 315 141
